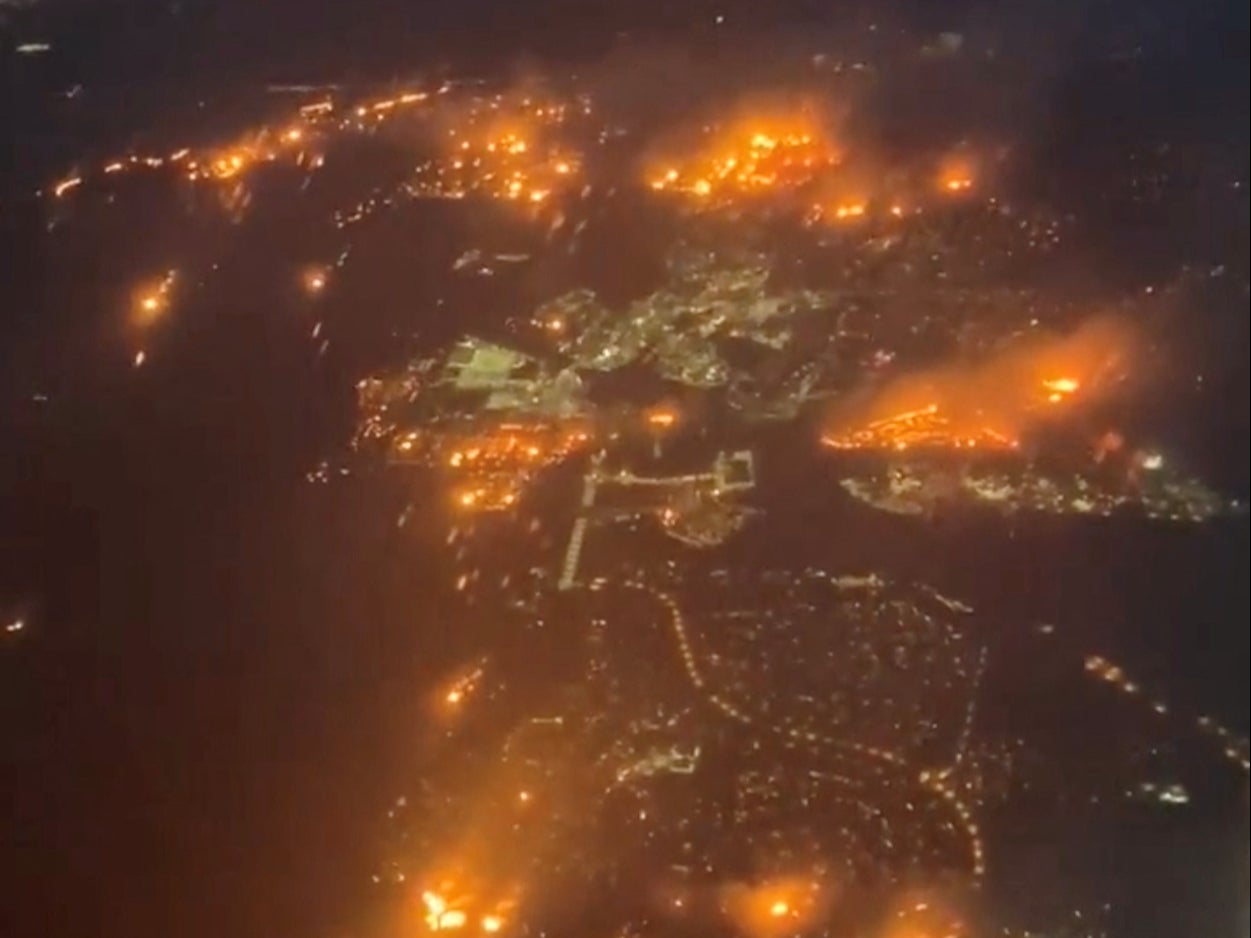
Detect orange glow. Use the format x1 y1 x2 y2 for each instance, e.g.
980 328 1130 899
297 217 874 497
823 404 1019 452
646 101 840 206
880 892 970 938
131 270 178 328
438 421 590 512
481 915 503 932
721 877 828 937
647 408 677 429
302 266 328 294
437 910 467 929
422 891 470 931
823 317 1134 452
1042 376 1080 394
438 663 485 713
937 151 978 196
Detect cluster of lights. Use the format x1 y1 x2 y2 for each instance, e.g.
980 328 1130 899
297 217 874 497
627 580 986 880
405 93 585 205
822 405 1020 452
392 424 591 511
918 770 985 879
648 121 838 203
644 110 989 225
804 199 913 226
410 128 580 204
45 84 444 203
844 461 1233 524
49 122 317 201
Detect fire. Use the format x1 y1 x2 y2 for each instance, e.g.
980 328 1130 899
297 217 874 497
413 92 583 204
302 266 328 294
131 270 178 327
438 422 590 512
721 876 829 937
439 663 485 711
937 150 979 196
823 317 1134 452
646 103 840 205
822 405 1018 452
1042 376 1080 395
647 407 678 429
422 891 470 931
